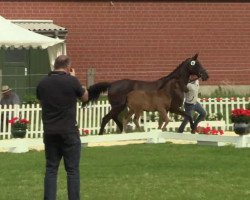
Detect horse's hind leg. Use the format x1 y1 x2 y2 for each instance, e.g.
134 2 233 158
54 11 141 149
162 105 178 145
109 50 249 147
99 112 113 135
112 105 127 133
99 106 124 135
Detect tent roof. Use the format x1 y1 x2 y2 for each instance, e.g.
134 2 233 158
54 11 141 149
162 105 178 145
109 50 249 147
0 16 64 49
11 19 68 39
11 20 67 32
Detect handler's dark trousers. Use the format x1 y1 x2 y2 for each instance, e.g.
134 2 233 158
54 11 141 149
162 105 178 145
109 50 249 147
178 102 206 133
44 133 81 200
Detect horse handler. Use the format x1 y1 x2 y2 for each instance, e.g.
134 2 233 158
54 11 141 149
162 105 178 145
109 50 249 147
36 55 88 200
178 74 206 134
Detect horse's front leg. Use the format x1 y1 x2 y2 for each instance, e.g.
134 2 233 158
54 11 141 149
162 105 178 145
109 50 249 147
122 109 134 133
158 109 170 132
133 110 143 132
158 117 164 129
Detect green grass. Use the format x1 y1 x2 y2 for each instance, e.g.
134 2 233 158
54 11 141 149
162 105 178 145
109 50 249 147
1 143 250 200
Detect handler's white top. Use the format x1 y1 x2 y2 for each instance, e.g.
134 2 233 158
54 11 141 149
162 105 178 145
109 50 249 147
184 80 199 104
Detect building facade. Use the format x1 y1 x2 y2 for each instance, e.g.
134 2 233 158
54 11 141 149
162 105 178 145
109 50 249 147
1 1 250 95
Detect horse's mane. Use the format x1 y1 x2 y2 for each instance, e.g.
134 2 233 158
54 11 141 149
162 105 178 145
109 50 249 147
158 58 189 89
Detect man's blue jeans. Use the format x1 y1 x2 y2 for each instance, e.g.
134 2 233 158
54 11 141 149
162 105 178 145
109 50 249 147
178 102 206 133
43 133 81 200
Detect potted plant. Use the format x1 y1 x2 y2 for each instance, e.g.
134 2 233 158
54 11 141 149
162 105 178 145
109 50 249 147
8 117 30 138
205 112 223 121
230 108 250 135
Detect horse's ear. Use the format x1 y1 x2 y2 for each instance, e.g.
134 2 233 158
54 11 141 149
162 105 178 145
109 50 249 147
192 53 199 60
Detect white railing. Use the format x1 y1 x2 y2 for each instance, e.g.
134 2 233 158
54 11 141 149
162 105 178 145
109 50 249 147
0 97 249 139
1 132 250 153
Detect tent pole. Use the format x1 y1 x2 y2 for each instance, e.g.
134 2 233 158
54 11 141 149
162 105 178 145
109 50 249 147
0 69 2 99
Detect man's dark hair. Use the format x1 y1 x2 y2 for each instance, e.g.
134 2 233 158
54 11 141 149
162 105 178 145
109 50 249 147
54 55 71 69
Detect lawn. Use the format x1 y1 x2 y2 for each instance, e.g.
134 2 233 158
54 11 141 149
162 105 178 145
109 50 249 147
0 143 250 200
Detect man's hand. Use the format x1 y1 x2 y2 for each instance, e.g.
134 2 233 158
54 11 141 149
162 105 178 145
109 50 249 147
70 68 76 76
81 88 88 102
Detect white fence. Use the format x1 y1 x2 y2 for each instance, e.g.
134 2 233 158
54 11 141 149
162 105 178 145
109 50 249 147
0 97 249 140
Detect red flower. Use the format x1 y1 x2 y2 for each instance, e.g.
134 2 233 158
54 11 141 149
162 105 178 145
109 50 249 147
19 119 30 124
200 98 209 102
231 108 250 123
8 117 18 125
81 129 90 136
196 125 224 135
216 98 223 102
8 117 29 129
218 130 224 135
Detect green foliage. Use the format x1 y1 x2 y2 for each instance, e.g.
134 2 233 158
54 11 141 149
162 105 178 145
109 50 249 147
22 94 39 104
201 86 250 98
247 103 250 110
91 94 108 102
149 113 157 122
211 86 234 97
205 112 224 121
172 113 183 122
118 107 129 123
231 115 250 123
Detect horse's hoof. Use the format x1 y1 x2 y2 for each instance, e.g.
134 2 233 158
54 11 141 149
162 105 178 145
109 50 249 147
191 129 196 134
162 128 167 132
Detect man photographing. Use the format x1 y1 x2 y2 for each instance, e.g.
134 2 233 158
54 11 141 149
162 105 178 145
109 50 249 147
36 55 88 200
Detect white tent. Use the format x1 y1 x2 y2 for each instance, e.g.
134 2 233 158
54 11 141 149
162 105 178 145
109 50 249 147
0 16 67 98
0 15 66 68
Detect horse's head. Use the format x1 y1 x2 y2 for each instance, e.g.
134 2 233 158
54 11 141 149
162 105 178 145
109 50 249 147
186 54 209 81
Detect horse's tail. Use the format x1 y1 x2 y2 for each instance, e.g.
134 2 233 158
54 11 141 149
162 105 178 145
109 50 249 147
83 82 111 106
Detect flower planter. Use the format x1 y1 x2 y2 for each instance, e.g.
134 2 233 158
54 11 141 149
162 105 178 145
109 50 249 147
231 109 250 135
233 123 250 135
11 128 27 138
8 117 29 138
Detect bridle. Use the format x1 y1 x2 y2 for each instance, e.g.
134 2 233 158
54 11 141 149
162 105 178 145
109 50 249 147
188 69 207 83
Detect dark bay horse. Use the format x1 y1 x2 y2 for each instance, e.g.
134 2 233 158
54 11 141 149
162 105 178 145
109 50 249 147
123 78 188 132
86 54 209 134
